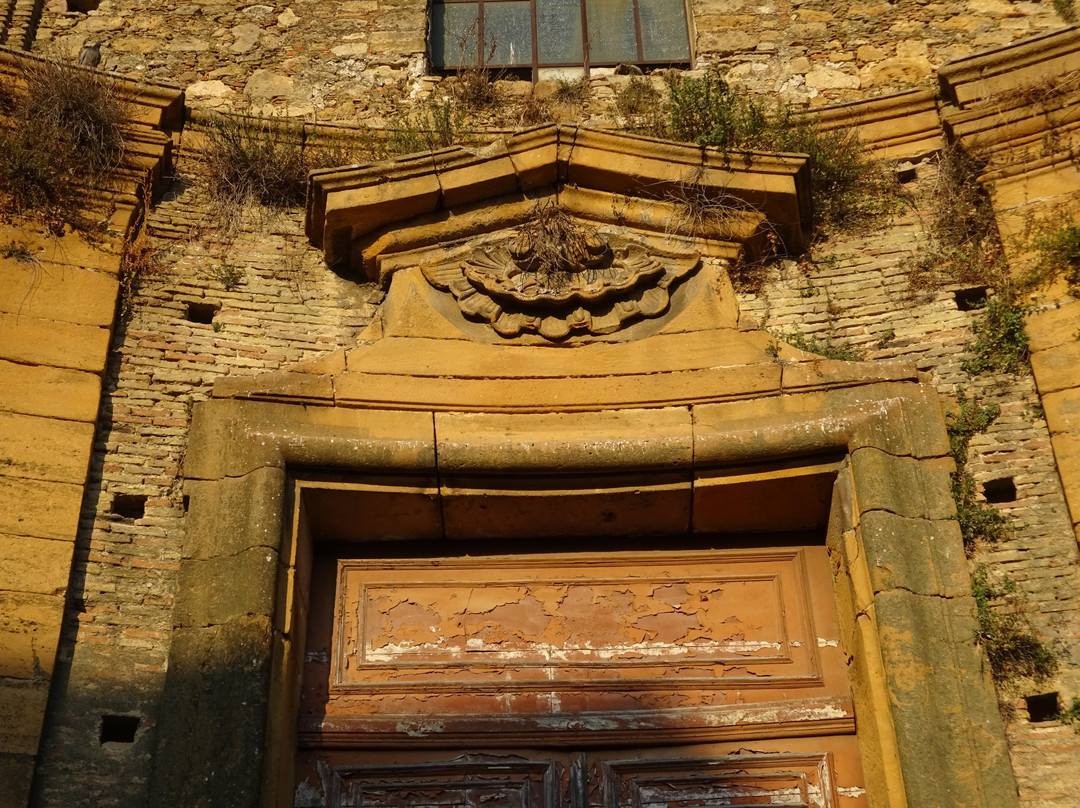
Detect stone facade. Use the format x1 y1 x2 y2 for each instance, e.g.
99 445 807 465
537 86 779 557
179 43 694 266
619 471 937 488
3 3 1080 808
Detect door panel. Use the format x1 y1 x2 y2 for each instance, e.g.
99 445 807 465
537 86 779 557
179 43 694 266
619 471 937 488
300 546 853 747
296 543 866 808
314 755 567 808
300 741 866 808
591 737 866 808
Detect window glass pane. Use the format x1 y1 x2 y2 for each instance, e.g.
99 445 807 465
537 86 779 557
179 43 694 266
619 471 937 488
484 1 532 66
537 0 583 65
431 2 480 68
585 0 637 64
639 0 689 61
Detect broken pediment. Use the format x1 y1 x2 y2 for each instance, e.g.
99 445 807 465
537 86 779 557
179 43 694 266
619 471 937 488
305 124 811 282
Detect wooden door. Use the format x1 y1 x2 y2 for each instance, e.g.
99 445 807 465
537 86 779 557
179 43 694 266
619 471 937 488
295 542 866 807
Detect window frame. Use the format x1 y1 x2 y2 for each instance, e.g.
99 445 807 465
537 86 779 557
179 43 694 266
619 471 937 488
429 0 693 80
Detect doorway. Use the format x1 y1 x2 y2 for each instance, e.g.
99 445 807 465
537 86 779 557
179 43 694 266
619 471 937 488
294 537 866 807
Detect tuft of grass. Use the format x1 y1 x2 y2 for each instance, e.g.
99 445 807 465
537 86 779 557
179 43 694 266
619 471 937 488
910 144 1005 291
1028 222 1080 293
519 94 553 126
614 76 666 137
0 240 38 263
771 328 865 361
207 264 245 291
552 77 590 107
1058 696 1080 732
972 566 1058 687
961 297 1029 376
200 113 308 212
946 389 1010 550
452 65 499 110
664 68 898 235
384 97 460 155
0 58 129 232
1054 0 1077 22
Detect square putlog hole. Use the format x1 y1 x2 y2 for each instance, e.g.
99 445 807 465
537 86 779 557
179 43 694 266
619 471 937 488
983 477 1017 504
100 714 140 744
1025 692 1059 723
186 301 219 324
954 287 989 311
111 493 147 519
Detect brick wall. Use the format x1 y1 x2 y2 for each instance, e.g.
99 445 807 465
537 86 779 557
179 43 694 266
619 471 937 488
29 184 381 806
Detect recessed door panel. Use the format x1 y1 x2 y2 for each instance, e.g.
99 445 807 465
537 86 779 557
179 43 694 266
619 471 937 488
295 542 866 807
300 546 852 746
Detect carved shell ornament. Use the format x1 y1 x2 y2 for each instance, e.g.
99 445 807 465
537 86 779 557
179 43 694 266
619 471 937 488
421 208 701 341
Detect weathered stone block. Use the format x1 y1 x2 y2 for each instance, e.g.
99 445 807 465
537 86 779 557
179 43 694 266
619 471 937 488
183 467 286 560
858 510 969 598
173 548 279 628
850 447 955 520
151 616 274 806
0 477 83 541
0 753 34 808
185 399 436 480
433 408 693 473
440 475 692 539
0 411 96 484
0 314 110 373
0 360 102 421
0 591 64 678
0 262 118 327
0 534 73 595
1026 301 1080 353
0 680 49 756
1030 338 1080 396
874 589 1019 808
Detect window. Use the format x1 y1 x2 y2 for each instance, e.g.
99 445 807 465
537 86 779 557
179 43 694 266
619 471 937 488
430 0 691 78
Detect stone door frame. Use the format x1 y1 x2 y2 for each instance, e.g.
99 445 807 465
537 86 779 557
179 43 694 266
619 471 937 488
150 380 1018 808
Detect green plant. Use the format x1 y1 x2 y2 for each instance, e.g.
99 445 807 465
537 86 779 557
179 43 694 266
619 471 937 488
664 68 898 235
212 321 224 332
772 329 865 361
200 112 308 212
911 144 1005 290
1029 222 1080 292
972 566 1057 687
961 297 1029 375
946 389 1010 550
208 264 245 291
0 57 129 232
1057 696 1080 732
385 97 460 155
614 76 666 137
799 279 818 298
1053 0 1077 23
552 77 589 107
876 327 896 348
0 240 37 263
